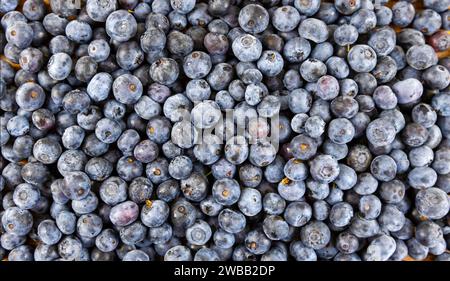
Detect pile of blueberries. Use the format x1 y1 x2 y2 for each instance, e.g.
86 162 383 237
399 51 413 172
1 0 450 261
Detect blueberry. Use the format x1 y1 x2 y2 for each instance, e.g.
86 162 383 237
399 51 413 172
164 245 192 261
140 200 169 228
106 10 137 42
6 21 33 49
309 155 340 184
370 155 397 182
170 199 196 229
272 6 301 32
406 44 438 70
218 209 246 234
316 75 340 101
238 4 269 34
15 82 45 112
86 0 117 22
2 207 32 239
300 221 331 250
109 201 139 227
415 188 449 220
348 44 378 73
61 171 91 201
150 57 179 85
406 238 429 261
8 245 33 261
71 190 99 215
298 18 329 43
12 183 40 210
257 50 284 77
95 118 122 144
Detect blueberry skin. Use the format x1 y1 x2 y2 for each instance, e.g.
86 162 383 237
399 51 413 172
164 245 192 261
140 200 169 228
19 47 44 73
58 236 83 261
121 249 149 261
378 204 405 232
300 221 331 250
406 44 438 70
33 136 62 164
13 183 40 210
257 50 284 77
74 56 98 82
146 157 170 185
62 125 85 150
65 20 92 44
328 118 355 145
109 201 139 227
316 75 339 101
6 21 33 49
363 234 396 261
72 191 99 214
185 219 212 246
334 24 359 46
334 164 357 190
415 188 449 220
232 34 262 62
2 207 33 237
298 18 329 43
239 164 262 188
57 149 88 176
284 201 312 227
0 0 18 13
262 192 286 217
86 0 117 22
8 245 34 261
61 171 91 201
245 229 271 255
105 10 137 42
348 45 378 73
350 8 377 34
55 211 77 235
283 37 311 64
272 6 301 32
38 219 62 245
194 248 220 261
6 115 29 137
62 90 91 115
95 118 122 144
370 155 397 182
149 57 179 85
289 134 318 160
15 82 46 111
183 51 212 79
112 74 143 105
309 155 340 184
218 209 246 234
148 222 173 245
134 139 159 164
47 53 73 81
1 232 26 251
180 172 208 202
326 56 350 79
116 41 145 71
406 238 429 261
238 188 262 217
379 180 405 204
95 228 119 253
366 118 397 147
238 4 269 34
290 241 317 261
